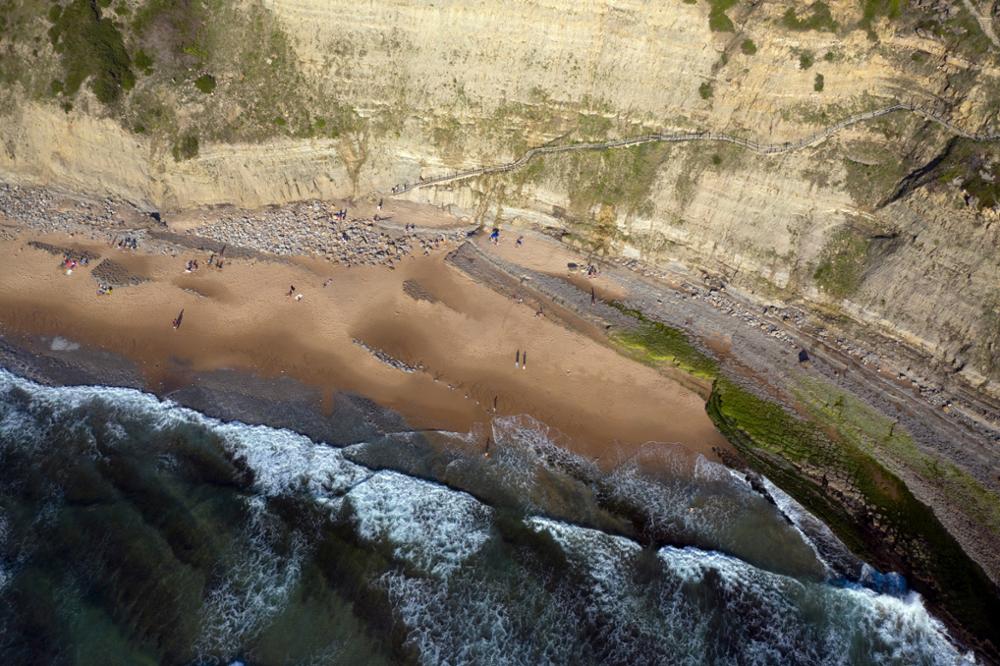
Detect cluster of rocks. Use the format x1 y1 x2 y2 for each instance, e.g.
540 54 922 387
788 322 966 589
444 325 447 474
613 255 984 431
614 257 799 347
91 259 148 287
351 338 423 374
191 201 465 267
0 183 134 236
1 182 472 269
0 183 178 260
27 241 101 263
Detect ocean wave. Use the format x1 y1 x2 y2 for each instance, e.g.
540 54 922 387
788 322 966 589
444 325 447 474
0 369 977 664
345 470 493 578
195 496 308 661
529 517 972 665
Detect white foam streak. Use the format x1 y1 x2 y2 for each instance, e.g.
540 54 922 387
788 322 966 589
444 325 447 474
214 422 371 498
196 496 306 659
346 471 492 578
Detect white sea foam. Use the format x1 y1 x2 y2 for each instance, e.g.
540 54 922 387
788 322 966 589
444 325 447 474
524 517 971 665
345 471 493 578
759 475 862 577
0 368 372 499
196 496 307 660
380 567 583 665
0 369 981 663
49 336 80 352
657 546 973 665
214 422 371 498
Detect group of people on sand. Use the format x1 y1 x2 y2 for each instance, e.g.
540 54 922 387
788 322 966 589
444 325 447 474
116 236 138 250
183 250 226 274
488 227 527 248
61 255 87 275
59 252 112 294
287 284 304 301
514 349 528 370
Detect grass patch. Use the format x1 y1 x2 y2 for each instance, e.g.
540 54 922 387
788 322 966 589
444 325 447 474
540 141 674 253
798 50 815 70
134 49 153 75
841 140 911 208
814 73 825 92
706 0 738 32
740 38 757 55
193 74 215 94
698 81 713 99
813 226 870 299
781 2 838 32
171 133 199 161
931 139 1000 211
860 0 904 37
608 302 718 379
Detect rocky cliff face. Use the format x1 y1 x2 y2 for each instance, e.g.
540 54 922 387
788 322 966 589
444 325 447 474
1 0 999 392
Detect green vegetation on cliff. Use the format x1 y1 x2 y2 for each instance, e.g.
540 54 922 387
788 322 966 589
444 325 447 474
782 3 838 32
932 139 1000 211
813 226 870 298
860 0 904 36
47 0 134 104
565 143 670 220
707 376 1000 654
705 0 738 32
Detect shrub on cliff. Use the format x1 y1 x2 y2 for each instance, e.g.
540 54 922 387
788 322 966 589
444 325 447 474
47 0 135 105
194 74 216 94
782 3 838 32
172 133 199 161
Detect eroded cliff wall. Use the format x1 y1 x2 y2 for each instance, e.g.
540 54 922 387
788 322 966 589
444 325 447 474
1 0 998 391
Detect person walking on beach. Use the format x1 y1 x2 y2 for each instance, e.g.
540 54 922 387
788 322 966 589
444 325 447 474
522 350 527 370
172 309 184 330
515 349 520 367
287 285 296 297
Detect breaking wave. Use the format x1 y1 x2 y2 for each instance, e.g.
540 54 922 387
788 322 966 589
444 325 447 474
0 369 975 665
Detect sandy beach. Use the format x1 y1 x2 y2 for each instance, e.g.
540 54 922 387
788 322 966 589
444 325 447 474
0 214 728 466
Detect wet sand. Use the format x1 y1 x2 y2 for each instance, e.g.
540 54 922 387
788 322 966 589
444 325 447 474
0 228 729 465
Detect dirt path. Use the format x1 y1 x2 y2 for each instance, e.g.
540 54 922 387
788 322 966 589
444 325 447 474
392 103 1000 194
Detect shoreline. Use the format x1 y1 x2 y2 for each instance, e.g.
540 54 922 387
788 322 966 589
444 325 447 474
0 202 729 468
2 179 1000 661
